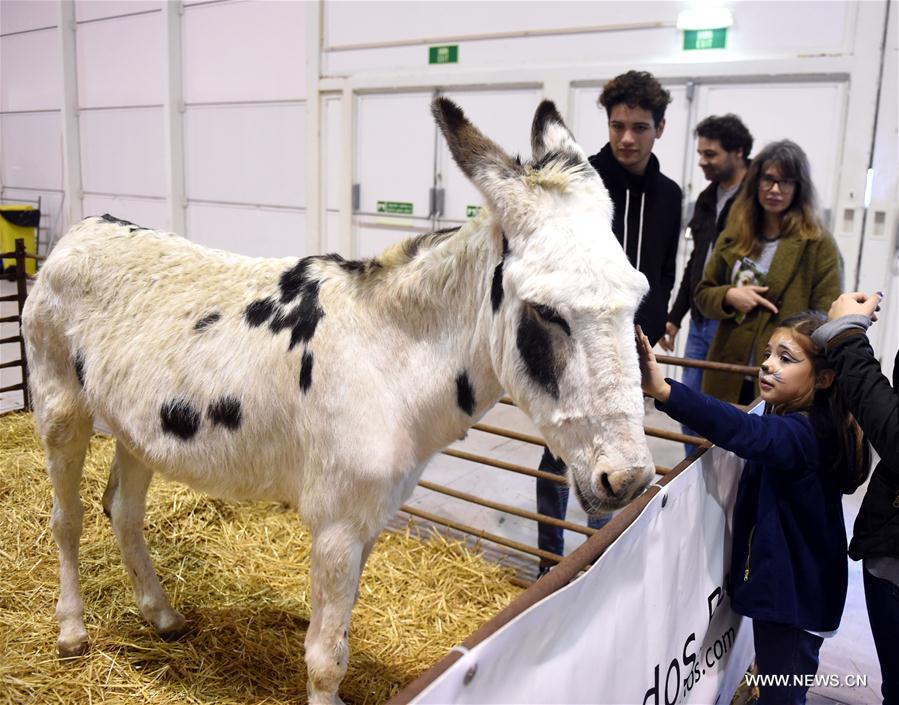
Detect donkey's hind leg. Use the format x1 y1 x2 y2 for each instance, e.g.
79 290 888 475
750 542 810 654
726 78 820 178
42 408 93 657
106 441 186 638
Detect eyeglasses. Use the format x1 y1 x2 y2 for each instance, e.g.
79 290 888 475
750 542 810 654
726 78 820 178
759 175 796 192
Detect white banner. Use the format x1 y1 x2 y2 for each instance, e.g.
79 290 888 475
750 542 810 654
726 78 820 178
412 446 755 705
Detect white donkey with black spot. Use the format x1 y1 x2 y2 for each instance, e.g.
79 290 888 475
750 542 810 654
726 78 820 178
23 98 654 704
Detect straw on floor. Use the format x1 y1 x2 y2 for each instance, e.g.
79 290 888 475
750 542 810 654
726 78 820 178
0 412 523 704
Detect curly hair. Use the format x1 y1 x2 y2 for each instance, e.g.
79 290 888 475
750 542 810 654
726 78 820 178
598 71 671 125
695 114 753 159
726 140 822 259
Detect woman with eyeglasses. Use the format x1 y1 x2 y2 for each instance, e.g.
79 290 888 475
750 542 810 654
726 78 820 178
693 140 843 404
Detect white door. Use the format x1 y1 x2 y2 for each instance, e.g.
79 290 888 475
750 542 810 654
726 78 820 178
354 91 435 257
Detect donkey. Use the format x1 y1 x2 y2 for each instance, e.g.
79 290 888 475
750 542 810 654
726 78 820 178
22 98 654 704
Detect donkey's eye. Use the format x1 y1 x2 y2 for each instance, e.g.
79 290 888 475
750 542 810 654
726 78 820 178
532 304 571 337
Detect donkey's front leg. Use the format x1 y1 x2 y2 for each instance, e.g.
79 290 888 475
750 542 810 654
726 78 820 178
305 522 367 705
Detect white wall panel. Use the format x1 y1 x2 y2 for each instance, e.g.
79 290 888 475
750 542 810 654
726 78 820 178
0 0 58 34
76 11 164 108
356 92 433 217
325 210 341 255
0 28 61 111
182 0 306 104
438 89 542 222
75 2 161 23
0 112 62 189
324 96 342 211
689 82 847 216
325 1 851 75
184 103 306 207
572 84 690 192
354 222 426 259
79 108 165 197
187 203 307 258
82 195 168 232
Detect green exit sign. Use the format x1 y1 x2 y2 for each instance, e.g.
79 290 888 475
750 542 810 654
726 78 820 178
376 200 413 215
429 45 458 64
466 205 481 218
683 27 727 50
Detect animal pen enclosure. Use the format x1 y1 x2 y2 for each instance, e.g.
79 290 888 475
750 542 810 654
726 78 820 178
1 238 757 703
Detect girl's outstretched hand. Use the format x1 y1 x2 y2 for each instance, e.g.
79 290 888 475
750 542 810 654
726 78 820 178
636 325 671 403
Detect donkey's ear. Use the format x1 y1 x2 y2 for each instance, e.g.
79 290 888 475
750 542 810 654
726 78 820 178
531 100 587 163
432 97 525 209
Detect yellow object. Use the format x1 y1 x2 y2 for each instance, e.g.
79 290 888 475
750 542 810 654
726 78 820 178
0 204 38 276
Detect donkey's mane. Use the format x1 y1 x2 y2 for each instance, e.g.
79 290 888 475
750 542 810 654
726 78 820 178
317 212 497 314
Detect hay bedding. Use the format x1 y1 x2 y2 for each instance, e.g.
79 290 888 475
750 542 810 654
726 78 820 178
0 412 523 704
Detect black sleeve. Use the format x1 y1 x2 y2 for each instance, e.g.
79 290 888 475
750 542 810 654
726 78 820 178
667 243 696 326
660 187 682 301
827 333 899 470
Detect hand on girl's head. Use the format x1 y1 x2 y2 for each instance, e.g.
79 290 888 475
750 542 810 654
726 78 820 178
827 291 882 322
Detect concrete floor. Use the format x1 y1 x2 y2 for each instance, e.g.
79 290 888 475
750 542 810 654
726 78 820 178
0 278 883 704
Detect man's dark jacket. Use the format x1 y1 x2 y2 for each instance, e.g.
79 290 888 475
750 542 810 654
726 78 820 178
667 178 740 327
824 333 899 560
588 144 682 345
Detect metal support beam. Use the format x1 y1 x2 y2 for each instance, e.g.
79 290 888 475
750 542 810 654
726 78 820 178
163 1 186 235
58 0 83 226
305 0 323 254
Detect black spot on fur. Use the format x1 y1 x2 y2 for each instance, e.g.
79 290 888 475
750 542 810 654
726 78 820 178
516 311 560 398
491 261 504 312
73 351 85 387
288 281 325 350
533 304 571 336
299 351 314 393
207 396 242 430
244 298 277 327
194 312 221 332
100 213 145 231
279 257 316 304
455 372 476 415
160 399 201 440
491 235 509 313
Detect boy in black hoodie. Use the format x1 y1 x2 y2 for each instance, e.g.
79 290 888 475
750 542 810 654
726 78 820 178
535 71 682 572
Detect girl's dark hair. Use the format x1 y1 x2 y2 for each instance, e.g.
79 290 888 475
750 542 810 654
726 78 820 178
725 140 822 259
770 311 871 493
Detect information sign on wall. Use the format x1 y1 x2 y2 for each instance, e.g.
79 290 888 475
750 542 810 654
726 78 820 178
683 28 727 50
428 45 459 64
376 201 413 215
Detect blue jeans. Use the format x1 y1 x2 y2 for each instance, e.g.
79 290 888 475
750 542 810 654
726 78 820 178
535 447 611 559
864 562 899 704
681 317 719 455
752 619 824 705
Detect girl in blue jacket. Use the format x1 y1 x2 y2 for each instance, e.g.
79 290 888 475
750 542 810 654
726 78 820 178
638 312 870 705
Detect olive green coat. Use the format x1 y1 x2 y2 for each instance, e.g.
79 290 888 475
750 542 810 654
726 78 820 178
693 230 843 402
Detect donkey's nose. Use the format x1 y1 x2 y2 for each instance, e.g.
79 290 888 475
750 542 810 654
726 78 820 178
599 472 619 497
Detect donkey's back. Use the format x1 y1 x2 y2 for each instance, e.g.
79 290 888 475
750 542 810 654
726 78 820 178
23 215 327 503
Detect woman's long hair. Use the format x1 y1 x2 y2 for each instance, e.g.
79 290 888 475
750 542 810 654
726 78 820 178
769 311 871 493
726 140 823 259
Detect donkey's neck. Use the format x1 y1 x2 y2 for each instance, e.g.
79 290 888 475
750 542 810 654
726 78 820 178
372 213 507 452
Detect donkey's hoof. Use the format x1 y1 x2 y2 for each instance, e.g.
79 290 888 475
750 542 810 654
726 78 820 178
156 611 188 641
58 636 89 659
